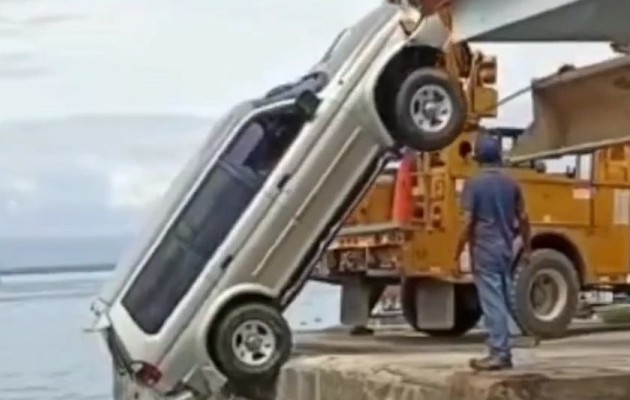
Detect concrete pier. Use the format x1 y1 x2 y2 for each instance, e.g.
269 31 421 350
277 326 630 400
117 324 630 400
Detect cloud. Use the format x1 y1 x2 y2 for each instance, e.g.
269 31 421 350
0 0 620 246
0 0 379 122
0 114 211 237
0 0 383 242
0 1 615 124
108 163 177 210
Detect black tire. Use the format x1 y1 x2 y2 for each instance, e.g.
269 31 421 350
347 281 385 334
210 302 292 386
401 280 481 337
368 282 387 313
394 67 466 152
401 278 417 330
511 248 580 339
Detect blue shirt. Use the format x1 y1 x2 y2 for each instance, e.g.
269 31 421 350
461 168 523 267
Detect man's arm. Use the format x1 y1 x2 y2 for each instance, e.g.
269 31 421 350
454 181 476 260
515 184 532 260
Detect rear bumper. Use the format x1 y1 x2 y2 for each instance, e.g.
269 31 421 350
317 223 413 279
104 327 134 377
88 308 134 377
97 315 214 398
113 371 196 400
103 328 157 400
336 222 412 236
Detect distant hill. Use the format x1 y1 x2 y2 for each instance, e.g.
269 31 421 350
1 113 213 163
0 233 132 268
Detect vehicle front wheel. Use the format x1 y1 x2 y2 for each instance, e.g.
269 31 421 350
210 302 292 387
511 249 580 338
394 67 466 152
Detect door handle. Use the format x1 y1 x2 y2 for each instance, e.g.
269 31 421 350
220 255 233 271
277 173 291 190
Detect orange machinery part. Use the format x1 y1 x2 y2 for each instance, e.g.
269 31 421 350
415 0 454 15
391 151 415 224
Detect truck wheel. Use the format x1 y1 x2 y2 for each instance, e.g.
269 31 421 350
348 282 387 336
401 279 417 330
394 67 466 152
511 249 580 338
210 302 292 386
401 280 481 337
423 284 481 337
368 283 387 313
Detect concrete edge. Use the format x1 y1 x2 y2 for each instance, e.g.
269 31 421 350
276 357 630 400
277 360 447 400
451 370 630 400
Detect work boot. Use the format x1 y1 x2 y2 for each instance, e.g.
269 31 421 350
469 355 513 371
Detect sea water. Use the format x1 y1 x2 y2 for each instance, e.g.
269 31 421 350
0 272 341 400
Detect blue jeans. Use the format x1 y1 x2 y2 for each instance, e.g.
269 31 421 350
472 259 514 361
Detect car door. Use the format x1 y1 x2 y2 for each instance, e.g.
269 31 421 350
248 105 386 298
93 107 246 314
105 100 306 362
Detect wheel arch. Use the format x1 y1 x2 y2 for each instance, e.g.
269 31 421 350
195 284 278 361
373 45 442 135
513 231 587 287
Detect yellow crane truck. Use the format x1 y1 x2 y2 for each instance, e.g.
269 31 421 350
312 46 630 339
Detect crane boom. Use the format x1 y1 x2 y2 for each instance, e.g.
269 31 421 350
508 55 630 162
446 0 630 43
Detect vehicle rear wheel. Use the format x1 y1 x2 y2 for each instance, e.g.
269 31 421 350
401 280 481 337
511 249 580 338
211 302 292 386
394 67 466 152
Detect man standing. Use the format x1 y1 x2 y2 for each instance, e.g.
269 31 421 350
454 133 532 371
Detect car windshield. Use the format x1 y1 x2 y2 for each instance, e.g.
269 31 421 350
260 4 398 103
318 29 349 64
122 105 307 334
308 4 398 78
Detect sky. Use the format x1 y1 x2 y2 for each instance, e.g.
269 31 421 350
0 0 617 260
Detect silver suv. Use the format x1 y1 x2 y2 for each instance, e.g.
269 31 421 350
89 2 465 399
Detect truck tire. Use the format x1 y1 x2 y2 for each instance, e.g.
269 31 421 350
210 302 292 388
401 280 481 337
348 282 387 336
394 68 466 152
401 279 417 330
368 283 387 313
511 249 580 338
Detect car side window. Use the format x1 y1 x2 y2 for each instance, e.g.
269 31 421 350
121 105 310 335
222 122 265 168
221 112 306 181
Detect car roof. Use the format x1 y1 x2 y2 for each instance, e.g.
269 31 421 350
198 101 256 152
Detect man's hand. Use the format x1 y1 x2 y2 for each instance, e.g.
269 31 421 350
455 210 473 263
454 248 475 273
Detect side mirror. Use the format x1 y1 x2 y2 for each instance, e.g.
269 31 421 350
295 91 321 120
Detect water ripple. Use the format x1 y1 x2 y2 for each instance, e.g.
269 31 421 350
1 272 339 399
